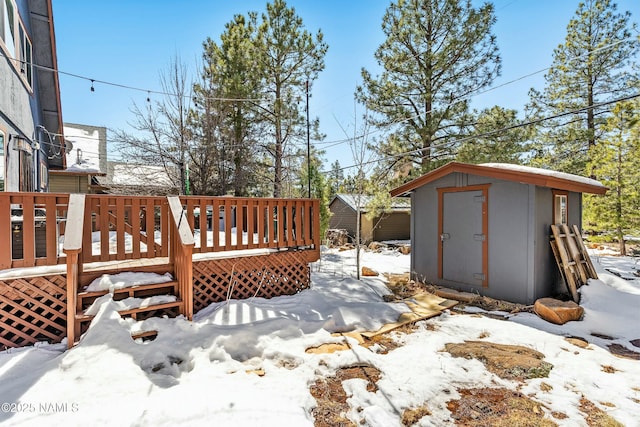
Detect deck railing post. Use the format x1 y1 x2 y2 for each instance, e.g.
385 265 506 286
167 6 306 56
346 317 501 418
167 196 195 320
310 199 321 262
63 194 86 348
0 194 11 269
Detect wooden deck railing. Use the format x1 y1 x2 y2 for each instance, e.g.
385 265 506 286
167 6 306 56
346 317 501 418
179 196 320 261
81 195 169 264
1 192 320 349
0 192 70 269
0 193 320 270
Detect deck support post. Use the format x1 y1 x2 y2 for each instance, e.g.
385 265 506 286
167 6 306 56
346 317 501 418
63 194 86 348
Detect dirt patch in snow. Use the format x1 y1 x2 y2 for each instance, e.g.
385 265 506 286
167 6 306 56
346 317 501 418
360 323 422 354
444 341 553 381
310 364 380 427
447 388 557 426
579 397 625 426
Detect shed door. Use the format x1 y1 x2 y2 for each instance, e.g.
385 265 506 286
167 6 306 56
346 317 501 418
440 189 487 286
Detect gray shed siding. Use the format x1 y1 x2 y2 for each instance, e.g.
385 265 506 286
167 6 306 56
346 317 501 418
411 172 583 304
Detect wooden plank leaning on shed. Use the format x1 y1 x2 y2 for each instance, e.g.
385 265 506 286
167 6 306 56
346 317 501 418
550 224 598 303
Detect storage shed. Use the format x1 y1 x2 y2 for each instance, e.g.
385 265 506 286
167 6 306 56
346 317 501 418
390 162 606 304
328 194 410 243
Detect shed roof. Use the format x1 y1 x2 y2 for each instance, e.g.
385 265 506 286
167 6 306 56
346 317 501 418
390 162 607 197
330 194 411 213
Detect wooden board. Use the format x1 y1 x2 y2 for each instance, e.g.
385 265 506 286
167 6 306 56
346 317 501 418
361 292 457 338
550 224 599 303
573 224 598 278
550 240 578 303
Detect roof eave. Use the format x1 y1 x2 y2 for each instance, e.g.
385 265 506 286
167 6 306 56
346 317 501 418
390 162 607 197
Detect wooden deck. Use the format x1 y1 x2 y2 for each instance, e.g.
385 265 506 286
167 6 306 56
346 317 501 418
0 193 320 349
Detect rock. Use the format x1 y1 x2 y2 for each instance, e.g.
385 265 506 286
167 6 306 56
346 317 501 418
368 241 386 251
362 266 379 276
565 337 590 349
398 245 411 255
534 298 584 325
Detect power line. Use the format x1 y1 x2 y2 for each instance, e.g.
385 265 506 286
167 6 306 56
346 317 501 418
324 92 640 174
0 50 271 104
313 36 636 149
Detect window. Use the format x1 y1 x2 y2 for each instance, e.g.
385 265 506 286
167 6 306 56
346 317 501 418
39 159 47 190
0 130 4 191
18 21 32 86
553 190 568 225
1 0 15 57
0 1 4 46
1 0 32 88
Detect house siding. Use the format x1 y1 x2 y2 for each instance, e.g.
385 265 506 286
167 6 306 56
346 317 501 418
0 0 60 191
373 212 410 241
328 198 358 240
49 175 90 193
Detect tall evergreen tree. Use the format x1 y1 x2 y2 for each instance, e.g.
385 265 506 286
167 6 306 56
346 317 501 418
327 160 344 195
298 147 331 237
456 106 529 164
192 14 264 196
255 0 328 197
584 100 640 255
527 0 638 176
356 0 501 182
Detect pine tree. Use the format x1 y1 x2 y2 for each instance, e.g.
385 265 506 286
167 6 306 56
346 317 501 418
327 160 344 196
584 100 640 255
298 147 331 237
456 106 529 164
527 0 638 176
356 0 500 181
255 0 328 197
191 14 264 196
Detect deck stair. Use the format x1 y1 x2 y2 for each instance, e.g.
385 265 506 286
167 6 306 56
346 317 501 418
73 277 183 341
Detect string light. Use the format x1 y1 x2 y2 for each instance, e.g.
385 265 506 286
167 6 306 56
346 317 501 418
90 79 95 92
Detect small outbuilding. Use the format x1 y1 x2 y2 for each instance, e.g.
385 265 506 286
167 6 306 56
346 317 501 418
390 162 606 304
328 194 410 243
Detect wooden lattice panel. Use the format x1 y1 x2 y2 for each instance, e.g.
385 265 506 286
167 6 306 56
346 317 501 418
0 275 67 349
192 251 310 313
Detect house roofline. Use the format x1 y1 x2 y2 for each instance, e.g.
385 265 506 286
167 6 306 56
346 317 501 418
330 193 411 213
47 0 63 145
390 162 608 197
49 170 106 177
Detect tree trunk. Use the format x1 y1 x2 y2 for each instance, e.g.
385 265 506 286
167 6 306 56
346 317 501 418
587 77 596 179
616 148 626 256
355 204 361 280
274 85 283 197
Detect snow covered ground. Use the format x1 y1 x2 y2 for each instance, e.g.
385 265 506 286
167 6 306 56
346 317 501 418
0 247 638 426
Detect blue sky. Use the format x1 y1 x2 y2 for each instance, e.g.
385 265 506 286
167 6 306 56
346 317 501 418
52 0 640 170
